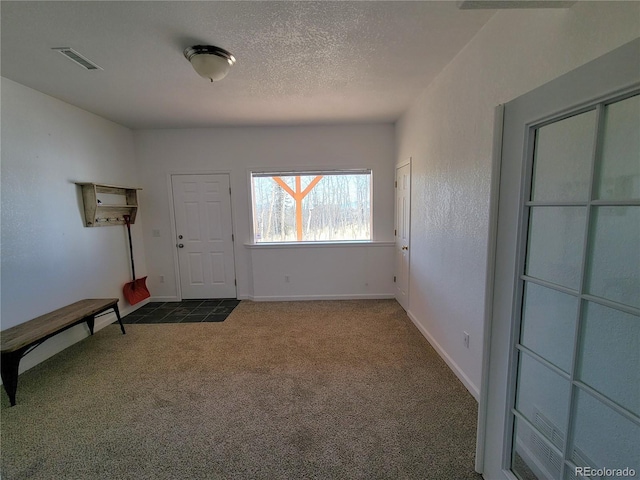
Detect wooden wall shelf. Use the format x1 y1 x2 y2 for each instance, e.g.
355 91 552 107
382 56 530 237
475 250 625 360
76 183 141 227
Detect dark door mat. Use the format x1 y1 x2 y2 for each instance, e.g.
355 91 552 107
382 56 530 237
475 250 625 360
122 299 240 324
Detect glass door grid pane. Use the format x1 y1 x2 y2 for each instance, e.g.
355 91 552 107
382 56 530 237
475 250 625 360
511 93 640 480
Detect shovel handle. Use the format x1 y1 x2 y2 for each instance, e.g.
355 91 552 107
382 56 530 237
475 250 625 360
124 215 136 281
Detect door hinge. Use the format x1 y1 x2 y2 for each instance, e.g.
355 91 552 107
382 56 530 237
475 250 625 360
395 180 397 188
231 233 235 242
229 187 231 195
234 279 237 286
394 229 397 236
393 276 396 283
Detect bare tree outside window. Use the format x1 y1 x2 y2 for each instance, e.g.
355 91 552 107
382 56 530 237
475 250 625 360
252 171 372 242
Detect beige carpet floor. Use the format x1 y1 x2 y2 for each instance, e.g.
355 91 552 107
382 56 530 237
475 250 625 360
1 300 481 480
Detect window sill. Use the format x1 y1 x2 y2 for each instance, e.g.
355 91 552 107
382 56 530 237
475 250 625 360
244 241 394 249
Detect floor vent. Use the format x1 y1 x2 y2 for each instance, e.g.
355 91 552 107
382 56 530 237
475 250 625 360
52 47 102 70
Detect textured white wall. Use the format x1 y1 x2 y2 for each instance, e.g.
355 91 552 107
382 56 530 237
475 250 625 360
395 2 640 398
0 78 146 372
248 243 395 300
133 124 395 301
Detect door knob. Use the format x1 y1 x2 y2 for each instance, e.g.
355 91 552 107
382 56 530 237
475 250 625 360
402 246 408 250
178 235 183 239
177 243 184 248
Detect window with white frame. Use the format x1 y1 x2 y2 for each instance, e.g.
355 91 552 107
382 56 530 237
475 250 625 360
251 170 372 243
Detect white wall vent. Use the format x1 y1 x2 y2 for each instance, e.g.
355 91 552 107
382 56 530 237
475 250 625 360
457 1 576 9
567 448 601 480
534 409 564 450
52 47 103 70
531 408 600 480
531 428 562 476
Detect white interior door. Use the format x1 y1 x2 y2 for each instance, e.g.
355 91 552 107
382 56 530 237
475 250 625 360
395 162 411 310
172 174 236 299
481 39 639 480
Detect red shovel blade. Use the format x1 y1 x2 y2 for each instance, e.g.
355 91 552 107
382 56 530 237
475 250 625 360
123 276 150 305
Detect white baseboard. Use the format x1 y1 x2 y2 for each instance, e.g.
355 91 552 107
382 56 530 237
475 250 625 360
148 294 396 303
406 309 480 401
246 293 396 302
148 296 180 302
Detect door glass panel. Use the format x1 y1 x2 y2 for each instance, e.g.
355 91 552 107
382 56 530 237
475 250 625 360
586 206 640 309
512 416 562 480
596 95 640 200
531 110 596 202
577 301 640 416
570 389 640 475
521 282 578 373
526 207 587 289
515 353 571 448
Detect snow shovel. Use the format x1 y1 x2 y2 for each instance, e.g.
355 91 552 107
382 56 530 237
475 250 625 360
122 214 150 305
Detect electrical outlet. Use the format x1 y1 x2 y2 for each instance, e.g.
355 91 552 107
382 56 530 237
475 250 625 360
159 275 165 283
152 229 161 237
284 275 290 283
463 332 470 349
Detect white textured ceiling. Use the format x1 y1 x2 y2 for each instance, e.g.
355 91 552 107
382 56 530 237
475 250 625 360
1 1 495 129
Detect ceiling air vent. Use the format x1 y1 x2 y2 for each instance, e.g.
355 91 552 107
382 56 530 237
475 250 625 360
457 1 576 8
52 47 103 70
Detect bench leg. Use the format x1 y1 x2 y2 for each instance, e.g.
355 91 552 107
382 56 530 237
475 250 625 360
1 349 26 406
113 303 126 335
86 315 95 335
85 304 125 336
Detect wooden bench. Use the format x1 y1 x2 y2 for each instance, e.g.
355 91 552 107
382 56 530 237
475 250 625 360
1 298 125 406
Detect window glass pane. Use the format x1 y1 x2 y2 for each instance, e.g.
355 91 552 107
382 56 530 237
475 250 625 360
526 207 586 290
521 282 578 373
512 416 562 480
586 206 640 309
531 110 596 202
515 353 571 450
596 95 640 200
578 302 640 416
252 172 371 242
570 389 640 475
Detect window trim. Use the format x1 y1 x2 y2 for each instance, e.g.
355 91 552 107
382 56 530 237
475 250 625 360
244 240 393 249
248 168 374 244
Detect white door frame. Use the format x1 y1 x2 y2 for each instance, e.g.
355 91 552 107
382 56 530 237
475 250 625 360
167 171 237 301
479 39 640 479
475 103 505 474
395 158 411 310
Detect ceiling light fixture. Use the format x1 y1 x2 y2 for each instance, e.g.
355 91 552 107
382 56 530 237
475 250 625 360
183 45 236 82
